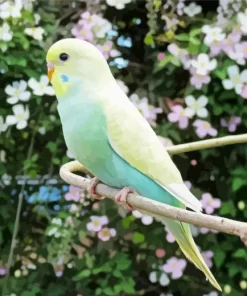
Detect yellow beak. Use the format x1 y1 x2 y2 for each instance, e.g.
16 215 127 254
47 61 55 81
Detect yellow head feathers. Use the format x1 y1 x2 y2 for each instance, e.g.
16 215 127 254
46 38 113 83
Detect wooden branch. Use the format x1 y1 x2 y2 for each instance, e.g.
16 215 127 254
60 161 247 247
166 134 247 155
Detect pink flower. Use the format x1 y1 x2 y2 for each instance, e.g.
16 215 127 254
221 116 241 132
193 120 218 138
130 94 162 126
201 193 221 214
156 248 166 258
190 68 211 89
203 292 218 296
222 31 242 54
241 42 247 58
184 181 192 190
164 227 176 243
168 105 192 129
168 43 188 59
86 215 109 232
0 268 6 275
209 40 224 56
65 186 81 202
241 85 247 98
200 227 218 234
201 251 214 268
162 257 187 279
97 40 120 60
71 22 94 42
157 52 165 61
98 227 116 241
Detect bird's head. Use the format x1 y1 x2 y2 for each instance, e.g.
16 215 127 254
46 38 113 84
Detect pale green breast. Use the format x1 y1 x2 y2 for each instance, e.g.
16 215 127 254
56 86 112 174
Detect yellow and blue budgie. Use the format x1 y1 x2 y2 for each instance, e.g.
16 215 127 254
46 38 221 291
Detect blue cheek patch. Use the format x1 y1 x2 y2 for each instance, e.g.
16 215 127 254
61 74 69 82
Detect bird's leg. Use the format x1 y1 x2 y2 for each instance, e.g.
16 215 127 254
88 177 105 200
115 187 136 211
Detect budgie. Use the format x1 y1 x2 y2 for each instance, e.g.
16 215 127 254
46 38 221 291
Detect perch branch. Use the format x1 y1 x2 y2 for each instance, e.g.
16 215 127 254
60 161 247 247
166 134 247 155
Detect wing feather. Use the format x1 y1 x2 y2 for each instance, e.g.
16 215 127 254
102 84 202 212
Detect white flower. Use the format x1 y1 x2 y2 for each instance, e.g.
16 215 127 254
24 27 45 41
106 0 131 10
52 218 63 226
191 53 217 75
185 95 208 118
6 104 30 130
0 150 6 163
92 17 112 39
5 80 31 104
202 25 226 45
34 13 41 25
0 116 8 133
0 23 13 41
149 269 170 286
237 9 247 35
183 2 202 17
28 75 55 96
66 150 75 159
132 210 153 225
222 65 247 94
116 79 129 94
0 0 22 19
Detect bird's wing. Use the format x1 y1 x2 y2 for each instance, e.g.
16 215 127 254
103 86 202 212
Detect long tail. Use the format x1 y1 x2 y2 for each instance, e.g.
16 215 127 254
140 210 222 291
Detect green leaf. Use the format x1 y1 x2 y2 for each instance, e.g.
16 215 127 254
214 250 226 268
213 105 223 116
52 158 60 165
47 142 57 153
189 28 201 37
220 201 236 216
133 232 145 244
103 287 115 296
144 33 154 45
233 249 247 259
113 270 123 278
85 253 93 269
175 33 190 41
228 263 241 277
232 177 246 192
122 215 135 229
72 269 91 281
154 55 174 72
189 37 200 45
121 280 135 293
214 68 226 80
113 285 122 294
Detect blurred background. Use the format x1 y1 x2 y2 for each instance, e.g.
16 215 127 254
1 0 247 295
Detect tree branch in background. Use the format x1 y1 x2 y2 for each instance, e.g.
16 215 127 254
59 160 247 247
166 134 247 155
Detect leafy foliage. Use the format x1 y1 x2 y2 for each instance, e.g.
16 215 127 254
1 1 247 296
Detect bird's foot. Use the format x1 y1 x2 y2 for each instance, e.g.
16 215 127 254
88 177 105 200
115 187 136 211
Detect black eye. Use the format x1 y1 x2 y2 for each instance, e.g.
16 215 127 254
59 53 69 61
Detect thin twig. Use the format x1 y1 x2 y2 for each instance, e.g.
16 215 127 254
59 161 247 247
166 134 247 155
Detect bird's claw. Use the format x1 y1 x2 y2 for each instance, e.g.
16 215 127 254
114 187 136 211
88 177 105 200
